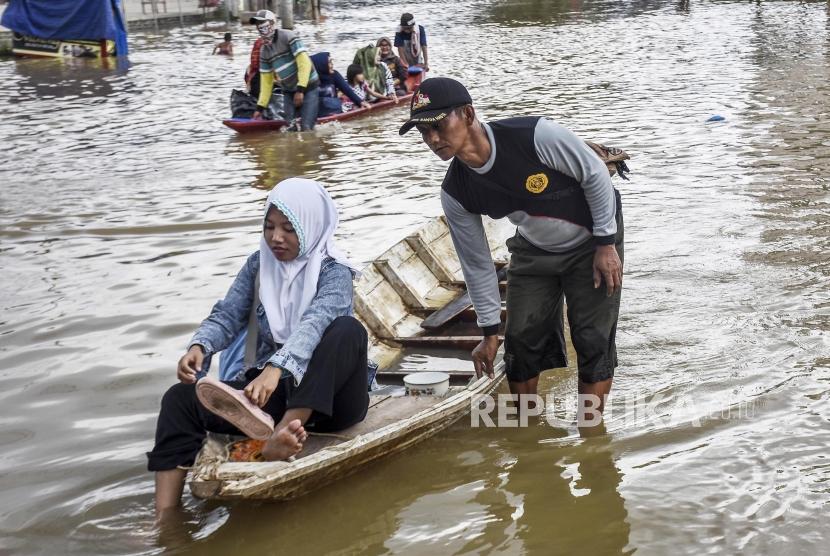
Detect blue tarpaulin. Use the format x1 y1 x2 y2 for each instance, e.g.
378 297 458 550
2 0 129 55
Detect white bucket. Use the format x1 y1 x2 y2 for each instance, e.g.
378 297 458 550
403 372 450 396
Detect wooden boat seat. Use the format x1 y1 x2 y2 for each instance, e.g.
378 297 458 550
421 267 508 330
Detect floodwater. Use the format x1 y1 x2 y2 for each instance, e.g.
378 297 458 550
0 0 828 554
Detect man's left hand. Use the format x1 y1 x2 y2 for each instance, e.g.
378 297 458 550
293 91 304 108
593 244 622 296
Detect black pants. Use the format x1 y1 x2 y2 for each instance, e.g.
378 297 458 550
504 191 624 384
248 71 260 99
147 316 369 471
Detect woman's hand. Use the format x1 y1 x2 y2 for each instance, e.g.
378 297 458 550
177 345 204 384
392 94 399 105
244 365 281 407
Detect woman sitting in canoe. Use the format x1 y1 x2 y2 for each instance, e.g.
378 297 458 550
147 178 369 518
376 37 408 96
311 52 372 117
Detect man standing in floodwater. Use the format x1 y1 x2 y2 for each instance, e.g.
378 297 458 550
400 78 623 416
395 12 429 72
249 9 320 130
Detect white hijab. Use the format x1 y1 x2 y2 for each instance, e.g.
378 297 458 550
259 178 358 343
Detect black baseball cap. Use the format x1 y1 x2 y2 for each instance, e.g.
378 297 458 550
399 77 473 135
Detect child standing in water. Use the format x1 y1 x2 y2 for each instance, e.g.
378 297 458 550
213 33 234 55
147 178 369 520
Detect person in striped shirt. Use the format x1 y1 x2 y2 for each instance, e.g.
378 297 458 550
249 10 320 130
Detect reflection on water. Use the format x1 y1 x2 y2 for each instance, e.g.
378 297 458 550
10 58 119 99
131 419 628 555
485 0 669 26
0 0 828 554
226 130 338 190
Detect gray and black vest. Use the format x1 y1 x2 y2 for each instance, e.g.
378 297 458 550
441 116 596 232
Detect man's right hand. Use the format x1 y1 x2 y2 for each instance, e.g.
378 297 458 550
593 244 623 296
251 110 263 120
471 335 499 379
177 345 204 384
361 101 372 110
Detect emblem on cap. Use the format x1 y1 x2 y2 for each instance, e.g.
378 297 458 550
412 92 431 111
525 173 549 193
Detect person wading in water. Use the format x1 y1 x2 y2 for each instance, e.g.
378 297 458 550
400 78 624 420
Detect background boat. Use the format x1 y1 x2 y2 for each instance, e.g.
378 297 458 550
2 0 128 58
223 68 425 133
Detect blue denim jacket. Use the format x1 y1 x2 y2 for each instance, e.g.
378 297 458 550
189 251 354 383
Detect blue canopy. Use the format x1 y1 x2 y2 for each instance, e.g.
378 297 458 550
2 0 128 55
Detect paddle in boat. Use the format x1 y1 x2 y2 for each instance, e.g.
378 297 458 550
223 68 425 133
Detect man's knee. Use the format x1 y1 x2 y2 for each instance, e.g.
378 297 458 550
504 313 541 349
570 324 607 350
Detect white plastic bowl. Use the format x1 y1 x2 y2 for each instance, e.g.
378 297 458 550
403 372 450 396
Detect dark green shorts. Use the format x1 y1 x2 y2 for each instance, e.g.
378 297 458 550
504 199 624 384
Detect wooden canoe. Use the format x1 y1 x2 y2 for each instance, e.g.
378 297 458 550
189 216 512 501
222 71 424 133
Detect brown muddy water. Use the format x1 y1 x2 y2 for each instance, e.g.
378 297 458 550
0 0 828 554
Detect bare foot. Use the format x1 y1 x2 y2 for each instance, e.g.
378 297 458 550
261 419 306 461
